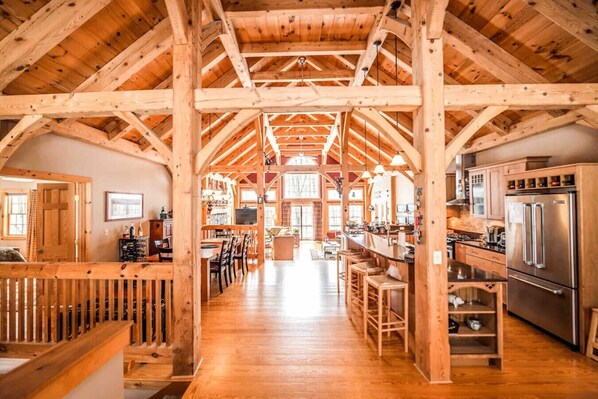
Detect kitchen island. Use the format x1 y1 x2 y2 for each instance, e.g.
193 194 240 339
344 232 506 368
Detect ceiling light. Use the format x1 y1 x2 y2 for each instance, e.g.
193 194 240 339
374 163 385 174
391 152 406 166
361 170 372 179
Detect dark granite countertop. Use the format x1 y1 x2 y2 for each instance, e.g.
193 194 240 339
343 232 414 263
456 240 506 254
447 259 507 283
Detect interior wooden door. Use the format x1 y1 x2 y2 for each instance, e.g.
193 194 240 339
36 183 76 262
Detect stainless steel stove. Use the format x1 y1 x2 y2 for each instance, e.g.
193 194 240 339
446 233 473 259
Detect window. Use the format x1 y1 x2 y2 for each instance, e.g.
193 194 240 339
328 205 341 231
327 189 341 201
349 189 363 201
3 193 27 238
286 156 316 166
265 206 277 228
240 190 257 202
284 174 319 198
265 190 276 202
349 205 363 224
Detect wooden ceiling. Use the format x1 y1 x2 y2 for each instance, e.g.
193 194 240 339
0 0 596 170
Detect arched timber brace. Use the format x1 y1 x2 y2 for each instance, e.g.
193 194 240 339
0 115 50 169
353 107 421 173
194 109 262 174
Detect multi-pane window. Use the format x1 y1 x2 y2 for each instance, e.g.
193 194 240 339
265 206 277 228
328 205 341 231
4 193 27 238
349 189 363 201
349 205 363 224
284 174 319 198
327 189 341 201
240 190 257 202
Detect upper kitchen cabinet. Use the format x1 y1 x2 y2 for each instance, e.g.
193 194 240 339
468 157 550 220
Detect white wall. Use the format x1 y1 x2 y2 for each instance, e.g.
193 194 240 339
6 134 172 262
476 124 598 166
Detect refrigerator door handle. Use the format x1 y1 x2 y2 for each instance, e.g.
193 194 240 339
510 275 563 295
532 203 545 269
523 203 533 266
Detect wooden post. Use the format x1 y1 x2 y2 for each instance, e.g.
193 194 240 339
411 0 451 383
255 118 266 265
340 112 350 230
390 175 397 223
172 0 202 376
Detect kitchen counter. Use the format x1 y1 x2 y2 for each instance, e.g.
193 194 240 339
457 240 506 254
343 232 413 263
447 259 507 283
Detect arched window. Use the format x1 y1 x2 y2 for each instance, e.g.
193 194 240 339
286 156 317 166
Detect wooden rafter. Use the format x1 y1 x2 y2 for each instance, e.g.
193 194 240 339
252 70 354 82
164 0 189 45
444 106 508 167
0 0 113 91
525 0 598 53
195 109 261 173
426 0 450 39
241 41 366 57
113 112 173 165
223 0 385 18
463 108 586 153
352 0 394 87
209 0 254 88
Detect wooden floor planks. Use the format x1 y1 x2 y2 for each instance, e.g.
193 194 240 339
143 244 598 398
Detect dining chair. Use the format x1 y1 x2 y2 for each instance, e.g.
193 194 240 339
154 239 172 262
210 239 229 294
234 234 250 275
226 236 238 283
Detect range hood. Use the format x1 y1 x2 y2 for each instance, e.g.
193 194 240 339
447 154 476 206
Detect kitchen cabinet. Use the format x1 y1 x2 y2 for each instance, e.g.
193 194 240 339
463 245 507 304
455 242 467 263
468 157 550 221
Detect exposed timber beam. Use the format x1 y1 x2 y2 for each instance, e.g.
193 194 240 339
114 112 173 165
578 105 598 128
352 1 394 86
444 106 508 168
164 0 189 45
1 85 597 119
263 116 280 161
0 0 113 91
209 0 254 88
209 164 408 173
0 115 50 169
195 109 261 173
240 41 366 57
323 113 342 159
462 109 586 154
426 0 450 39
48 120 167 165
353 107 421 172
381 16 413 48
525 0 598 53
223 0 385 18
201 21 223 52
251 70 354 82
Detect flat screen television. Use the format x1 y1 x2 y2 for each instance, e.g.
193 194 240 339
235 207 257 225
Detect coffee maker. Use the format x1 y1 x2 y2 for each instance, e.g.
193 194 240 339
485 225 504 244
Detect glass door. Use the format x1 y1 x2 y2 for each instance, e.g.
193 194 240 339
291 205 314 240
470 170 487 218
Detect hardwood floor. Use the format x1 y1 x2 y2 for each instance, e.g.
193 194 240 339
183 244 598 398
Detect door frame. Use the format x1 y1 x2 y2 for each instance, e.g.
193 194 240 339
290 203 314 240
0 167 91 261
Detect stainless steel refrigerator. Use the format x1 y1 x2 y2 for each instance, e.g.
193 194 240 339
505 192 578 346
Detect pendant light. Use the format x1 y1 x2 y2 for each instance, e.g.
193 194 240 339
390 34 406 167
372 40 385 175
361 66 372 179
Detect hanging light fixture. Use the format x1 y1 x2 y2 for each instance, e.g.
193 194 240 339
372 40 385 175
390 29 406 168
299 136 305 157
361 96 372 179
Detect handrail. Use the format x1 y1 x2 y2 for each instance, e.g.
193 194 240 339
0 321 132 399
0 262 173 280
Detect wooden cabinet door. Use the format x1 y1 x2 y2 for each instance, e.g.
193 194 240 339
455 243 466 263
469 170 487 218
487 166 505 220
36 183 76 262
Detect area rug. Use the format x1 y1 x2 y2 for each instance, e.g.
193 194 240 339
310 248 336 261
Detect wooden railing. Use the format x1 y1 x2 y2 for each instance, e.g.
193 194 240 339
201 224 258 257
0 263 173 363
0 321 132 399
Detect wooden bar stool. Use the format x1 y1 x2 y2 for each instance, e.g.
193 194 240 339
586 308 598 362
336 249 361 294
363 274 408 356
348 261 384 321
345 255 376 306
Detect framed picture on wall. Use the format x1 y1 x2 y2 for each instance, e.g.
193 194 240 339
105 192 144 221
